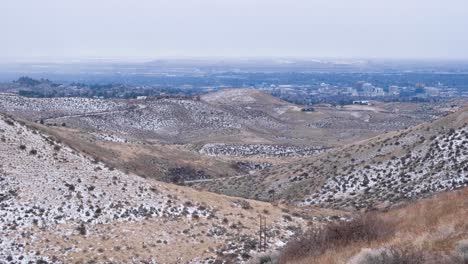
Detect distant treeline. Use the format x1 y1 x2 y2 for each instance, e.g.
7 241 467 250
13 77 209 99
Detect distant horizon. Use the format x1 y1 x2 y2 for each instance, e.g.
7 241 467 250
2 56 468 64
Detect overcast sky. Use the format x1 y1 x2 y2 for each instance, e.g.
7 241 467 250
1 0 468 60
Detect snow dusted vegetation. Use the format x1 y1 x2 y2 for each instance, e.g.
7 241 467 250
0 115 306 263
0 91 295 144
0 90 451 148
202 89 261 104
92 132 127 143
0 94 126 119
200 143 329 157
0 116 207 262
303 126 468 209
52 98 242 140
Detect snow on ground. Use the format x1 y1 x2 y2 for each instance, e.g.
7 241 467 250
301 127 468 209
92 132 127 143
0 116 211 262
0 115 305 263
200 143 329 157
0 95 126 118
202 89 258 104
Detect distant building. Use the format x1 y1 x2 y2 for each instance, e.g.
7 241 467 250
301 107 315 112
374 87 385 96
353 100 370 106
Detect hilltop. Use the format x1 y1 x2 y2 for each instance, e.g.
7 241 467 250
202 88 290 110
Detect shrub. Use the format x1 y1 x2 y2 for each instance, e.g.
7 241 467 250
77 223 86 236
192 212 200 219
278 214 394 263
4 119 14 126
19 144 26 150
29 149 37 155
449 239 468 264
253 252 280 264
235 199 253 210
350 246 424 264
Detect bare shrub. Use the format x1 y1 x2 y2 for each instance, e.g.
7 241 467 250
76 223 87 236
278 214 394 263
234 199 253 210
4 119 14 126
249 251 280 264
449 239 468 264
350 246 425 264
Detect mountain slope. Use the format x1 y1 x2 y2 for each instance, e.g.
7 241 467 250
194 107 468 210
0 114 319 263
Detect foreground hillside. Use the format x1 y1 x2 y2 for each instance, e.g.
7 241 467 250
0 114 324 263
277 187 468 264
194 107 468 210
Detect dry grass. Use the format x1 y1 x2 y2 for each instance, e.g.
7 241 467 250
280 188 468 264
278 214 394 264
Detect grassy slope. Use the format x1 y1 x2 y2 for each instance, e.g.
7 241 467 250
291 187 468 264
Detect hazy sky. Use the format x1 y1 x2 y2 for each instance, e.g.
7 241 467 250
1 0 468 60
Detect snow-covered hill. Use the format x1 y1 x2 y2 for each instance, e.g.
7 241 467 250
0 114 309 263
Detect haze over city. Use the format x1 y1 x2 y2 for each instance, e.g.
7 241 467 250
2 0 468 60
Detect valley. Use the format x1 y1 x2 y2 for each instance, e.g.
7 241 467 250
0 88 467 263
1 89 462 184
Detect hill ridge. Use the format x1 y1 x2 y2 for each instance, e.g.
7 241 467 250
193 107 468 210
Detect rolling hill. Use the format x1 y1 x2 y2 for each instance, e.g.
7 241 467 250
0 89 447 147
194 107 468 210
0 89 457 187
